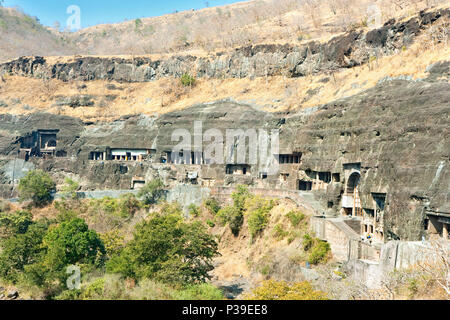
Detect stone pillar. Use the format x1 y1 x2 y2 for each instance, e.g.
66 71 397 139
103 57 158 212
443 223 448 240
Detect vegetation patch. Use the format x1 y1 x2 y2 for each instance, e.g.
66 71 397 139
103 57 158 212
244 280 328 300
302 234 331 265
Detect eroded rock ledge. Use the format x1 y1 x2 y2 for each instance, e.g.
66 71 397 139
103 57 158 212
0 9 447 82
0 78 448 241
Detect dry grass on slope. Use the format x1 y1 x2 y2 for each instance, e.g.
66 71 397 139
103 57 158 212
0 0 447 62
205 198 318 285
69 0 447 57
0 34 447 122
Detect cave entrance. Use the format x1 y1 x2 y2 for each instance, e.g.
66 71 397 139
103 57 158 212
344 172 362 217
298 180 312 191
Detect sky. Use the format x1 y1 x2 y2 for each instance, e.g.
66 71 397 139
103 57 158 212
1 0 247 29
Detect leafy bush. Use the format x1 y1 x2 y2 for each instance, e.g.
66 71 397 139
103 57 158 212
174 283 224 300
61 178 79 200
0 210 33 237
18 170 56 206
216 185 252 236
216 206 243 236
119 193 141 217
107 208 219 285
302 234 314 251
56 275 224 300
25 218 106 287
206 220 215 228
308 241 331 265
244 280 328 300
273 224 288 241
0 219 50 283
245 196 274 240
137 179 165 205
231 185 251 212
180 73 196 87
204 198 220 215
100 230 125 259
42 218 105 268
302 234 331 265
134 18 143 31
286 210 305 228
188 204 200 217
81 278 105 300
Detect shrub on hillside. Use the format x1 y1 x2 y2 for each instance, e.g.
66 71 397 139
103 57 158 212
245 196 274 240
308 241 331 265
119 193 141 217
25 218 105 287
100 230 125 259
244 280 328 300
203 198 221 215
273 224 289 241
216 205 243 236
0 210 33 238
107 207 219 285
180 73 196 87
18 170 56 206
302 233 331 265
137 179 165 205
286 210 305 227
216 185 252 236
61 178 79 200
0 219 51 283
188 204 200 217
55 275 225 300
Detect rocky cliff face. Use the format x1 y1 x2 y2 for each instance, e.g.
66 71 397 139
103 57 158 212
0 8 448 242
0 9 447 82
0 62 448 241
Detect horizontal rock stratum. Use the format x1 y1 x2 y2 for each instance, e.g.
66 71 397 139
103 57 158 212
0 9 447 82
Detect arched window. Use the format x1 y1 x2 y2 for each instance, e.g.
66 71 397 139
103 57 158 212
347 172 360 194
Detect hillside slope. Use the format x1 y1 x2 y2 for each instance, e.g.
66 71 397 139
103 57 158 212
0 0 447 62
0 7 76 61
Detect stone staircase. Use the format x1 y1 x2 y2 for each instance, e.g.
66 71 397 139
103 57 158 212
330 219 361 240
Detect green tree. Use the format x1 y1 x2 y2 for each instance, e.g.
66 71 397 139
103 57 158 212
61 178 79 200
18 170 56 206
0 219 50 282
188 204 200 217
107 209 219 285
245 196 274 240
203 198 220 215
302 234 331 265
217 185 251 236
0 210 33 238
134 18 143 31
216 205 242 236
119 193 141 217
42 218 105 269
231 185 251 211
137 179 165 205
26 218 105 286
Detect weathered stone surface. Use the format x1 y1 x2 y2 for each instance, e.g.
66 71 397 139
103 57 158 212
0 72 448 241
7 290 18 299
1 9 447 82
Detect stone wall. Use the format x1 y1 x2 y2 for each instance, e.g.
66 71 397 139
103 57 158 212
345 240 447 289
